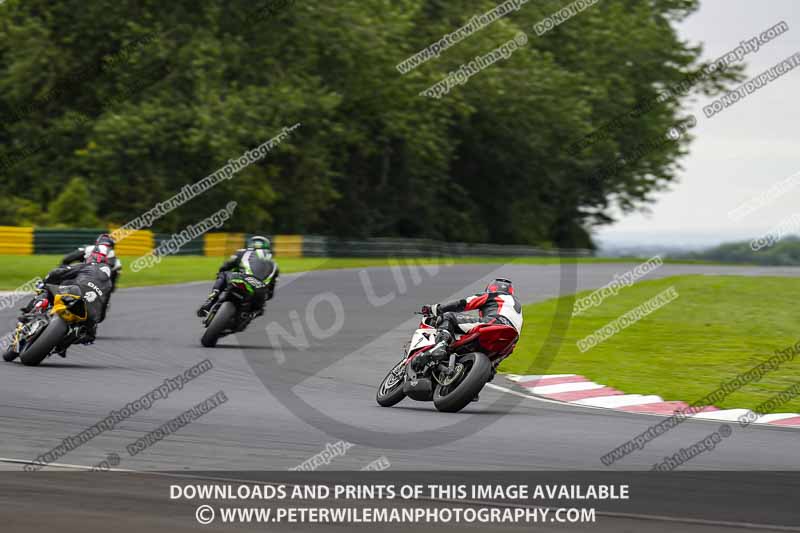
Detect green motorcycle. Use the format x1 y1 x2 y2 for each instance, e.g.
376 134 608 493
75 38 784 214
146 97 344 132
200 274 268 347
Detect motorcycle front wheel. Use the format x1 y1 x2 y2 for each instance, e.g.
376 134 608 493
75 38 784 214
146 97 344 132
19 317 68 366
2 345 19 362
201 301 236 347
376 359 407 407
433 352 492 413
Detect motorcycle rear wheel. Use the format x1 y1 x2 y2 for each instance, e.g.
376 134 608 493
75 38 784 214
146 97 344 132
201 301 236 347
433 352 492 413
376 359 407 407
19 317 68 366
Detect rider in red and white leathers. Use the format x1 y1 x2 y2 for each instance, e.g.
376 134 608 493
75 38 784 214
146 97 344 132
416 278 522 369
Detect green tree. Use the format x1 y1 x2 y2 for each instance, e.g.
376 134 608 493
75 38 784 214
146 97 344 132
46 177 100 227
0 195 46 226
0 0 741 247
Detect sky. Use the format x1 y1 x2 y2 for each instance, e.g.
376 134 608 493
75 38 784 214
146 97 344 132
594 0 800 249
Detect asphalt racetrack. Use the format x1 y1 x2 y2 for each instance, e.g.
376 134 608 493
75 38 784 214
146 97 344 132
2 262 800 471
1 262 800 531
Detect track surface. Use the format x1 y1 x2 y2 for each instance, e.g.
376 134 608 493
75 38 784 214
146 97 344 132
1 262 799 472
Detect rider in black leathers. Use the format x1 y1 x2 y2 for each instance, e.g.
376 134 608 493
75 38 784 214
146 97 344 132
40 247 114 353
19 234 121 317
60 233 122 291
196 235 279 317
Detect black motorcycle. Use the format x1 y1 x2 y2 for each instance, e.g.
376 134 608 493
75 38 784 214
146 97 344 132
200 274 267 347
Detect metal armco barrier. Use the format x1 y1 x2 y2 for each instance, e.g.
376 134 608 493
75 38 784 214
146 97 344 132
300 235 591 258
0 226 592 258
204 233 245 257
33 228 106 254
0 226 34 255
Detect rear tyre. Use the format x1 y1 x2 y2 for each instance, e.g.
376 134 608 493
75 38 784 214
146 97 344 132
433 352 492 413
19 317 68 366
376 359 407 407
201 301 236 348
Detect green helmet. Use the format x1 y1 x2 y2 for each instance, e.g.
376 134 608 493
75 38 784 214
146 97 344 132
248 235 271 250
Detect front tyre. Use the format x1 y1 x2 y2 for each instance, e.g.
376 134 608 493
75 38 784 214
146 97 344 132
19 317 68 366
376 359 407 407
2 345 19 362
433 352 492 413
201 301 236 347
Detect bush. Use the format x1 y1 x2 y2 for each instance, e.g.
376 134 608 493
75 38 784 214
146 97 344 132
46 177 100 227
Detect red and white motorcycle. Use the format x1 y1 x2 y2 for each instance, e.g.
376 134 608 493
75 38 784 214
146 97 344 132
376 311 519 412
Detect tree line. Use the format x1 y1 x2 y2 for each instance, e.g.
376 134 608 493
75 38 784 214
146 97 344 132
0 0 739 247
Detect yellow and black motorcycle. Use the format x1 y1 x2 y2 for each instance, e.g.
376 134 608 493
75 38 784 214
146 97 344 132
3 284 96 366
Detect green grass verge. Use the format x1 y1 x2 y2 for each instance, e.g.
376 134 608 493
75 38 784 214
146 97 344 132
500 275 800 412
0 254 680 290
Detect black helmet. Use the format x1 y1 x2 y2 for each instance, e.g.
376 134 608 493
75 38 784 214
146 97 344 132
96 233 115 248
248 235 271 251
485 278 514 295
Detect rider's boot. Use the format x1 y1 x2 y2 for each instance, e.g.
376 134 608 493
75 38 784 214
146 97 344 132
196 289 220 317
412 330 452 372
79 322 97 345
18 298 35 315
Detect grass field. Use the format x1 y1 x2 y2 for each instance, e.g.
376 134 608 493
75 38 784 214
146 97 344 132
499 275 800 412
0 254 668 290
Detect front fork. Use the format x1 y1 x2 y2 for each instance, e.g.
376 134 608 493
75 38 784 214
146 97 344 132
9 322 25 352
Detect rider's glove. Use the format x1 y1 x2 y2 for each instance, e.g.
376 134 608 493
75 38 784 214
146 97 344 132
34 280 45 293
421 304 440 316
